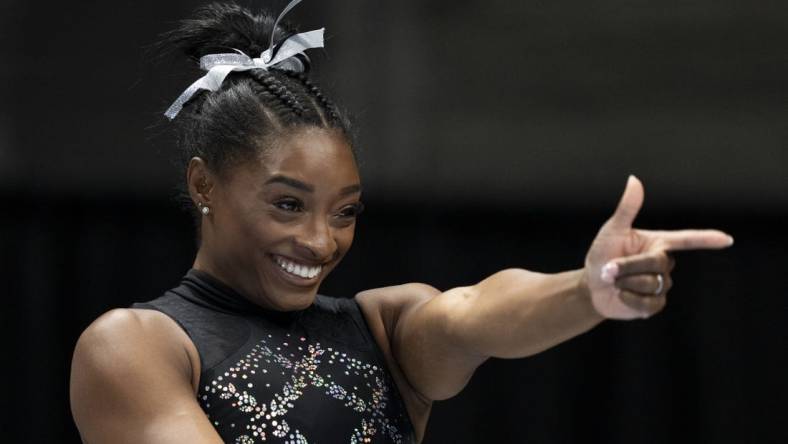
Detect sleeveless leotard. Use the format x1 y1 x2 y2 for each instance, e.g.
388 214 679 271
131 268 416 444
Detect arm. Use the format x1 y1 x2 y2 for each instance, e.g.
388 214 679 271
70 308 223 444
359 268 601 402
423 268 602 360
362 176 733 402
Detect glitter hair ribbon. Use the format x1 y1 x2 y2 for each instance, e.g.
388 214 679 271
164 0 323 120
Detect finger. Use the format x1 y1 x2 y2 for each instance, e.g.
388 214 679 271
609 251 672 277
615 273 672 295
606 175 645 230
640 229 734 251
617 290 667 318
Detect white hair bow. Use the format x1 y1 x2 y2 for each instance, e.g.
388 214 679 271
163 28 324 120
164 0 323 120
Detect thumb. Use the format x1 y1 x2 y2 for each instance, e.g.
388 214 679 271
607 175 644 230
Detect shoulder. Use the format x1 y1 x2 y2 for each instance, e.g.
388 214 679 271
71 308 199 408
355 283 441 320
70 308 219 443
356 282 442 300
352 283 442 435
74 308 154 356
354 282 482 405
80 306 175 333
71 307 198 399
74 307 191 359
354 283 443 346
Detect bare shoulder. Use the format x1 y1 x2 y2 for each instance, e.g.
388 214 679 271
77 307 183 343
356 280 485 405
71 307 200 401
355 282 441 319
353 283 442 442
70 308 216 444
72 308 195 383
353 281 442 365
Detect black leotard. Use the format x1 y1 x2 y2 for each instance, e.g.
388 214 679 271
131 268 415 444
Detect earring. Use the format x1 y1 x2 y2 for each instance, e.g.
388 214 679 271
198 202 210 215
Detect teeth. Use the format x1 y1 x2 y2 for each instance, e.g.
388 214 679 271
273 255 322 279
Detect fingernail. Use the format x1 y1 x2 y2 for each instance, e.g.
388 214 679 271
600 262 619 283
727 235 735 246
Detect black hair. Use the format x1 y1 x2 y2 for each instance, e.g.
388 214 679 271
159 2 354 237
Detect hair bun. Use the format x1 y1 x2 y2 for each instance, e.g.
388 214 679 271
162 2 300 61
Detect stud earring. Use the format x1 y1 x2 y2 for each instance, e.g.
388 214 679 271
198 202 211 215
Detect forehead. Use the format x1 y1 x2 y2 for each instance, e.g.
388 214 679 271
259 128 359 183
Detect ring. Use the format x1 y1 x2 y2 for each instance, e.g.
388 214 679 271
654 273 664 295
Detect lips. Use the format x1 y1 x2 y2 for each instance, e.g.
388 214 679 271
268 254 323 287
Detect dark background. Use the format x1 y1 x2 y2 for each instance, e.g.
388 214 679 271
2 0 786 442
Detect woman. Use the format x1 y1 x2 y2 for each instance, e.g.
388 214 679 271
69 2 733 443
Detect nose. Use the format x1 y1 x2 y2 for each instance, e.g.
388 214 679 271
294 214 337 262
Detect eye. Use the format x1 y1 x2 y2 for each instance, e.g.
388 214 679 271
273 198 303 213
338 202 365 218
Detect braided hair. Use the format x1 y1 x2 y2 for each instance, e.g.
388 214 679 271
159 2 354 224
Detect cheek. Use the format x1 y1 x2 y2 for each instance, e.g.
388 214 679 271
335 226 356 253
246 214 285 246
219 205 272 249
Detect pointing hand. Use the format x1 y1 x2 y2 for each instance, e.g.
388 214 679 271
583 176 733 320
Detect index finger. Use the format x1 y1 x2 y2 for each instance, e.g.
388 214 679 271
639 229 734 251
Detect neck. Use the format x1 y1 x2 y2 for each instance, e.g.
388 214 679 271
192 249 266 310
193 248 315 312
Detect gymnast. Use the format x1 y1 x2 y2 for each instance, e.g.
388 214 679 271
69 2 734 443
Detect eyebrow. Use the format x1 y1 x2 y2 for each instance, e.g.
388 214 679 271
264 175 362 196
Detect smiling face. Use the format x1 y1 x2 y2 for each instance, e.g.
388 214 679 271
190 127 362 311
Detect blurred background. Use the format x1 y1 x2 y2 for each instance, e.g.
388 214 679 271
1 0 786 442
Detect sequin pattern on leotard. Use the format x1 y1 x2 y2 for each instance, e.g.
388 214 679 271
131 268 415 444
199 332 406 443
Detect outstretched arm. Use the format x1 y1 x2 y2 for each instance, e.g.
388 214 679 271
359 176 733 402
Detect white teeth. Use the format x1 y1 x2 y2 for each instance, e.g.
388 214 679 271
274 255 322 279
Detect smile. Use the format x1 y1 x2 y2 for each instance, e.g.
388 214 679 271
271 254 323 280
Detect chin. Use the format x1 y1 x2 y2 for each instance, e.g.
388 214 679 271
283 292 319 310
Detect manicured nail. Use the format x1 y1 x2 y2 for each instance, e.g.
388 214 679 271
727 235 735 246
600 262 619 283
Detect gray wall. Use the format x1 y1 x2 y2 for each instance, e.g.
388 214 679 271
2 0 786 208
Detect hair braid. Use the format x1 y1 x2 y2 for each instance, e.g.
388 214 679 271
247 69 307 118
283 71 343 125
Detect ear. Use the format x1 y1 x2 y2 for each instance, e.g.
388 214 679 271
186 157 216 208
